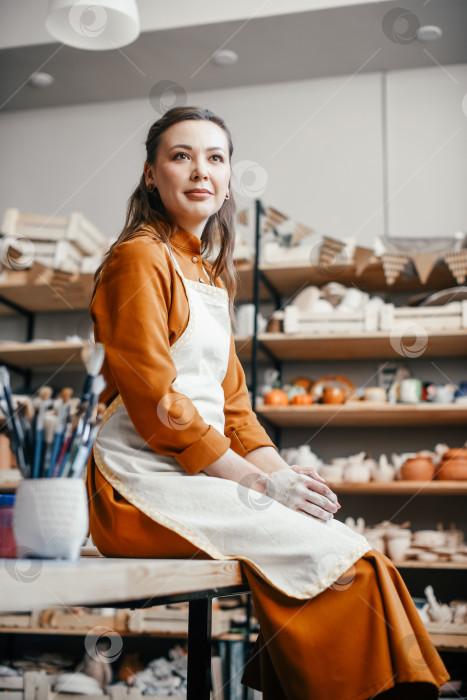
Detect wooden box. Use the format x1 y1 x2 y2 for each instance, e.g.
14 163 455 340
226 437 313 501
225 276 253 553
379 301 467 333
283 303 379 334
126 603 232 637
2 209 108 258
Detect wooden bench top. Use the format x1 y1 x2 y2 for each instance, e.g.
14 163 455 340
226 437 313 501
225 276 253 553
0 558 247 613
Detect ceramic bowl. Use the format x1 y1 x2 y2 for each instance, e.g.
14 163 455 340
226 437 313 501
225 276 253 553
319 464 345 482
412 530 446 548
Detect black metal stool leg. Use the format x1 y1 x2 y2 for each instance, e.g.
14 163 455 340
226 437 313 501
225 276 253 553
188 597 212 700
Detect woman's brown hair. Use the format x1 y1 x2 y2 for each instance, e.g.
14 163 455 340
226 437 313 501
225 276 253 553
91 106 238 317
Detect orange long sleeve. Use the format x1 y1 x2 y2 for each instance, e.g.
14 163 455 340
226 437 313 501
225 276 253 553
91 228 275 475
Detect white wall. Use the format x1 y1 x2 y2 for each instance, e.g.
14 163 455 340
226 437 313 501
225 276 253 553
1 63 466 253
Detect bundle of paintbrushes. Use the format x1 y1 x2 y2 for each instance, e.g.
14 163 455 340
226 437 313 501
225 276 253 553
0 343 106 480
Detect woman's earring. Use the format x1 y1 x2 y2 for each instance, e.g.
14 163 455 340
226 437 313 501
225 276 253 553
225 192 230 199
147 182 154 192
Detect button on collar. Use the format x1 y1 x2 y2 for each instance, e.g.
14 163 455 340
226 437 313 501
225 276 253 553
199 278 204 283
192 256 198 263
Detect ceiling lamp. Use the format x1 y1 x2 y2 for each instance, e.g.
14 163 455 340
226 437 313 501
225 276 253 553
45 0 140 50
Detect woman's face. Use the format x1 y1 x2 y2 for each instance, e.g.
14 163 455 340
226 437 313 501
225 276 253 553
145 119 231 237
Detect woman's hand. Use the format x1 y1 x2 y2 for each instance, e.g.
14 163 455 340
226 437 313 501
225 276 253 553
290 464 341 519
257 467 340 523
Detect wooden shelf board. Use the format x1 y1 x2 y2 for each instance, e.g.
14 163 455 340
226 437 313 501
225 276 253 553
258 330 467 360
256 402 467 427
0 341 85 367
0 481 20 493
429 633 467 651
326 481 467 495
259 261 457 297
393 560 467 570
0 265 94 313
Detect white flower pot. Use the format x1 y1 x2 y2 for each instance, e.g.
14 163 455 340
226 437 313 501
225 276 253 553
13 478 89 560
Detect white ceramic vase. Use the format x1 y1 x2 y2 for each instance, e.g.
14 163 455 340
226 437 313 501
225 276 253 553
13 478 89 560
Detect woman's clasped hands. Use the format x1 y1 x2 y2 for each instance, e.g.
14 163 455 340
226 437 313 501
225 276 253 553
257 465 341 523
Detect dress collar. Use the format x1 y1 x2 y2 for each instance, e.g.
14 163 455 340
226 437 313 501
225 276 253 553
139 223 201 255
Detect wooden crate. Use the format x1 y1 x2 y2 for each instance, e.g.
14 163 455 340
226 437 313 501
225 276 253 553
283 302 379 334
0 671 48 700
2 209 108 257
380 301 467 332
126 603 232 637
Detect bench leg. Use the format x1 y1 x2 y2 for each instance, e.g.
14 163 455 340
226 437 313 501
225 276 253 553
188 597 212 700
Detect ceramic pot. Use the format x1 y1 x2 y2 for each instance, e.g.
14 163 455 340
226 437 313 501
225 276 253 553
436 458 467 480
400 456 435 481
387 536 411 561
13 478 89 560
322 387 346 404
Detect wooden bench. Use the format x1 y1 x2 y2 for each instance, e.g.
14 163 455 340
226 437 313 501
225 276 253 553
0 557 250 700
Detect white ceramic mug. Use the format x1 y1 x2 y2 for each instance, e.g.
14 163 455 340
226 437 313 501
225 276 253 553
400 378 422 404
13 478 89 560
236 304 256 335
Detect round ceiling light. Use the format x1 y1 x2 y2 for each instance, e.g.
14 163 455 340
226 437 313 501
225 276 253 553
28 72 55 88
45 0 140 50
212 50 239 67
416 25 443 42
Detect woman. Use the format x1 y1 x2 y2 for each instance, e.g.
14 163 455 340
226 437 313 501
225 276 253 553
86 106 449 699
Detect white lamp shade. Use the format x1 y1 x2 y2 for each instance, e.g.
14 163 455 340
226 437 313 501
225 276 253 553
45 0 140 50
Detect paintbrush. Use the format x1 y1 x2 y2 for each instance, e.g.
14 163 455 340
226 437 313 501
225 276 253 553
0 366 27 477
81 343 105 405
31 386 53 479
81 375 106 443
46 400 70 478
40 411 58 478
69 416 104 479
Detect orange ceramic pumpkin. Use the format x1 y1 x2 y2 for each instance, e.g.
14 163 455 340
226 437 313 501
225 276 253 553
263 389 289 406
291 393 313 405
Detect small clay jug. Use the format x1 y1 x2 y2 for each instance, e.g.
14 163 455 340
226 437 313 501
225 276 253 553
322 386 346 404
400 455 435 481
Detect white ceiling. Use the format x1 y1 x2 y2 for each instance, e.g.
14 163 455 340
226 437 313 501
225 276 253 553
1 0 466 112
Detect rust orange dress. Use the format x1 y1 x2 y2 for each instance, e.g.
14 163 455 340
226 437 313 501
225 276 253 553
86 226 450 700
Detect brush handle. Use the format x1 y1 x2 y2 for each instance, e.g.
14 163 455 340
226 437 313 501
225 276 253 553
46 431 65 478
32 429 44 479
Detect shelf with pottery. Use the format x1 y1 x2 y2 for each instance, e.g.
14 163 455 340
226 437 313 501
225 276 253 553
0 264 95 315
252 329 467 361
0 340 87 367
323 481 467 495
234 259 458 302
391 561 467 570
256 402 467 427
429 634 467 652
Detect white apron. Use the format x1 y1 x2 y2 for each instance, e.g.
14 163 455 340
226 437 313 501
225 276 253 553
94 242 372 600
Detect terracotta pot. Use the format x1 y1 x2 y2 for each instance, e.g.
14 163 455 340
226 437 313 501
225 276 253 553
442 447 467 460
436 458 467 481
322 387 346 404
400 456 435 481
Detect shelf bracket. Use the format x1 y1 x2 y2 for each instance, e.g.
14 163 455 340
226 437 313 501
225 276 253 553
0 294 36 342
